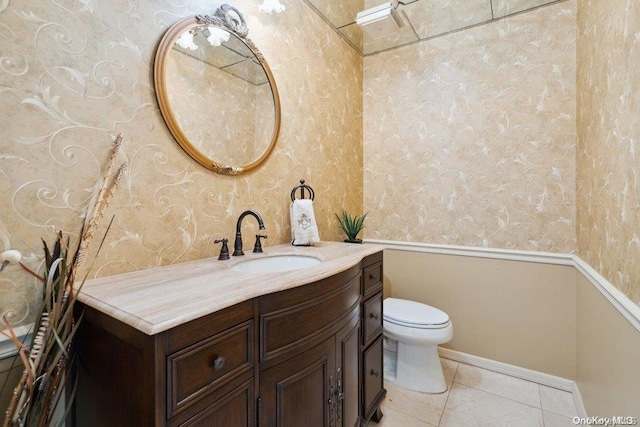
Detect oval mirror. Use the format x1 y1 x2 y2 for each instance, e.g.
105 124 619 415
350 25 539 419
154 5 281 175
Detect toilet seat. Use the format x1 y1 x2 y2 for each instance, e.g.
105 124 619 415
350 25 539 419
384 297 449 329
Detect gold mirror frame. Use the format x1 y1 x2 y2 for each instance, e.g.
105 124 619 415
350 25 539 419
154 5 281 175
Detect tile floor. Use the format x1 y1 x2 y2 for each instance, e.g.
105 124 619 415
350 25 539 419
368 358 578 426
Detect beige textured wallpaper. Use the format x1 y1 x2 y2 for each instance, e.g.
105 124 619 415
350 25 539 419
4 0 638 335
576 0 640 305
363 1 576 253
0 0 362 327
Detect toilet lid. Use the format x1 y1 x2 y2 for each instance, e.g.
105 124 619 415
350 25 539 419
383 298 449 327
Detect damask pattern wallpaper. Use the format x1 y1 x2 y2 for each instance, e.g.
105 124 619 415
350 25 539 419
363 1 577 253
2 0 638 330
0 0 363 327
576 0 640 304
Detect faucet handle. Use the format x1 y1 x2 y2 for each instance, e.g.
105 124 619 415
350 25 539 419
214 238 230 260
253 235 267 253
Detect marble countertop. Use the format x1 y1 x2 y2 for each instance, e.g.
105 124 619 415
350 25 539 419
78 241 385 335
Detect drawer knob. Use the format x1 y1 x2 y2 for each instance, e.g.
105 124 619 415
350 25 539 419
369 273 378 280
369 313 379 320
370 369 379 377
213 356 226 371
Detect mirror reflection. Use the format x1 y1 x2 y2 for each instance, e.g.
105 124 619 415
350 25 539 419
154 5 281 175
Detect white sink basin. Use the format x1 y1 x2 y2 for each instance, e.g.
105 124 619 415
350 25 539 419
231 255 322 274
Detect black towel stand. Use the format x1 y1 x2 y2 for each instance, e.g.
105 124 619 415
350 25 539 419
290 179 315 202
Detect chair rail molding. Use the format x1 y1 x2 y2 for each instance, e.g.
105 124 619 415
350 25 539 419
365 239 640 333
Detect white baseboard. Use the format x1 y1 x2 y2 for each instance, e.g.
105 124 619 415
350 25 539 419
438 347 574 392
439 347 590 415
571 381 587 417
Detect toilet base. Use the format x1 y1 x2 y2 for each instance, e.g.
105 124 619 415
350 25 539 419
385 341 447 393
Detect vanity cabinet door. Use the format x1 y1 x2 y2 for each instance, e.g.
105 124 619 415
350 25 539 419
335 312 362 427
258 263 363 427
259 335 336 427
258 311 361 427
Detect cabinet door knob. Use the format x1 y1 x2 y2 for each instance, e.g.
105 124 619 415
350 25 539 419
369 313 379 320
370 369 379 377
213 355 226 371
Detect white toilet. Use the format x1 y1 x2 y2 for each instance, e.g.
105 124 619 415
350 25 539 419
383 297 453 393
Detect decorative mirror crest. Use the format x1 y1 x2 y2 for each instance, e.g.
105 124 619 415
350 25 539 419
154 4 281 175
196 5 248 37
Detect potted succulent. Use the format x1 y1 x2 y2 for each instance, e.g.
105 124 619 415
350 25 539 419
335 210 368 243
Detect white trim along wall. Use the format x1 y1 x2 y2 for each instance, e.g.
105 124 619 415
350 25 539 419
366 239 640 417
367 239 640 333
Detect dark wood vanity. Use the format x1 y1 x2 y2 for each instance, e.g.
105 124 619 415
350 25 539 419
74 250 385 426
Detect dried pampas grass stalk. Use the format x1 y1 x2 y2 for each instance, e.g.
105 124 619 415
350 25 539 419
77 134 128 268
2 133 127 427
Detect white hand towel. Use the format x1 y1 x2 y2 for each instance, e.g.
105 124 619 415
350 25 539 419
290 199 320 246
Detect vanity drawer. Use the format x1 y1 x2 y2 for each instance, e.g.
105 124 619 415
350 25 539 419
363 336 384 416
363 262 382 298
363 293 383 345
167 320 253 418
177 378 254 427
259 265 361 366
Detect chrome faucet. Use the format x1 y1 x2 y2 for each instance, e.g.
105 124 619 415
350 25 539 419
233 210 266 256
